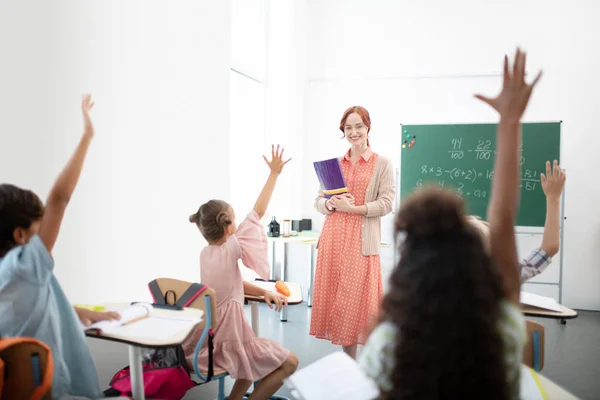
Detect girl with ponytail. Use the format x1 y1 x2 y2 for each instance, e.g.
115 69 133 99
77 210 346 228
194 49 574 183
186 145 298 400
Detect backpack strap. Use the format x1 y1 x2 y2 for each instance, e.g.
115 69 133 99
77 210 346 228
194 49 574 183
174 283 207 308
148 280 166 305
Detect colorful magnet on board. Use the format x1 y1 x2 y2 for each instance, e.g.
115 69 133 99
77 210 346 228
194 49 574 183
408 144 413 148
403 140 407 143
413 135 416 138
402 144 407 149
403 129 408 133
411 140 416 144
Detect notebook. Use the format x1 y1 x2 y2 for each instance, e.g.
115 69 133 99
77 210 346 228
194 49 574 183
520 365 548 400
313 158 347 198
285 352 379 400
520 291 562 312
82 303 203 341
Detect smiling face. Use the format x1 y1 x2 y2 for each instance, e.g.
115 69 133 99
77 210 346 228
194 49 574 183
343 112 369 147
339 106 372 149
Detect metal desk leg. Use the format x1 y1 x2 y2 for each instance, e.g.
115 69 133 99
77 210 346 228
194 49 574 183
280 243 289 322
250 301 260 336
271 241 277 280
128 345 145 400
308 244 316 307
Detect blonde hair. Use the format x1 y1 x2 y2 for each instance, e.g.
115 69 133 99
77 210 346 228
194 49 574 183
466 216 490 253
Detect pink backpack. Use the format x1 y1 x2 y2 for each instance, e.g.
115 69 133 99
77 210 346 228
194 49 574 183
106 282 214 400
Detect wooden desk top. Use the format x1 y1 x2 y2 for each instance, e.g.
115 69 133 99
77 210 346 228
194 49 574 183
85 302 204 348
244 280 303 305
521 303 578 319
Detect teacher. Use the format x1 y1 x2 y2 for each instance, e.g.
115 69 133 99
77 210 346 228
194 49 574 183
310 106 395 359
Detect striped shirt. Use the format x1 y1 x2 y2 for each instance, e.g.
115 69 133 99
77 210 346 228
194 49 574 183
359 300 526 399
520 248 552 282
314 147 395 256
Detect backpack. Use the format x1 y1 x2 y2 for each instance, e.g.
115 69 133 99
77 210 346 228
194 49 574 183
105 281 214 400
0 336 53 400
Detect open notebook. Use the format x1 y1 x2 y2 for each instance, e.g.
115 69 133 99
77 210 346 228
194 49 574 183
285 352 379 400
82 303 203 342
520 291 562 312
520 365 548 400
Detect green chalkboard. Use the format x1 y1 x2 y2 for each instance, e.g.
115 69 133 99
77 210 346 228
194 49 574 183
400 123 561 227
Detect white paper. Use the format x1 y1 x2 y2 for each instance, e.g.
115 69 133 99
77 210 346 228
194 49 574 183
286 352 379 400
84 303 153 333
520 291 562 312
519 365 546 400
111 316 201 341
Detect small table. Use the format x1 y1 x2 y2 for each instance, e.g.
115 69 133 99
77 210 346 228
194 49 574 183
85 303 203 400
268 232 390 309
521 303 578 324
244 280 303 336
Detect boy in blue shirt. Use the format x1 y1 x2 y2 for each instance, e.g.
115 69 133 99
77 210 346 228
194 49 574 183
0 95 119 399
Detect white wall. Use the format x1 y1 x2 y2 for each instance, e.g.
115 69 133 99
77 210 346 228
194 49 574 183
303 0 600 310
0 0 232 303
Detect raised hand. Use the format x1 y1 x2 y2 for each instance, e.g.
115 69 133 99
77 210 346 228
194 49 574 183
541 160 566 201
263 144 292 175
81 94 95 137
475 48 542 123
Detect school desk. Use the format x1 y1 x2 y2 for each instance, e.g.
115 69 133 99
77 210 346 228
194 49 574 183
267 232 390 308
521 302 578 325
244 280 303 335
536 371 580 400
85 303 203 400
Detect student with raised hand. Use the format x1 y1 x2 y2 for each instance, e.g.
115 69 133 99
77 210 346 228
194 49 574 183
0 95 118 399
468 159 566 282
358 49 542 399
187 145 298 400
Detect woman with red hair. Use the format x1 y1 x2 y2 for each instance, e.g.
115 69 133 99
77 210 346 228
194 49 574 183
310 106 395 359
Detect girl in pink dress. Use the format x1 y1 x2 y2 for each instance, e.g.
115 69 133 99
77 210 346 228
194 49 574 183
185 145 298 400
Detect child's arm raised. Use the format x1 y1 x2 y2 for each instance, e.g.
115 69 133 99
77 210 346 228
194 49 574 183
254 144 291 219
475 49 542 304
540 160 565 256
39 95 95 253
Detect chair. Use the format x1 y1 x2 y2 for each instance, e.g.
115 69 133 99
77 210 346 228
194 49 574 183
149 278 230 400
0 336 53 400
522 319 545 372
149 278 290 400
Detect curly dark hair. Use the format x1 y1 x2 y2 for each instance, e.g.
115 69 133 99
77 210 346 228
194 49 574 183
381 186 508 400
0 184 44 257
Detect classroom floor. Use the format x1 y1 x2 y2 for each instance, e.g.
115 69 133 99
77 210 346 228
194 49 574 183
87 304 600 400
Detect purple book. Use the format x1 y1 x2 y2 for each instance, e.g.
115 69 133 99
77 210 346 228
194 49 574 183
313 158 348 198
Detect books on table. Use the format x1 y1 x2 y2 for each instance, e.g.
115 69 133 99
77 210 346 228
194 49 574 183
520 291 562 312
82 302 203 342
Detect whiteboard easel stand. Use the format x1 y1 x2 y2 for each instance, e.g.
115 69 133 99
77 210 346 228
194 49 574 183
558 169 566 324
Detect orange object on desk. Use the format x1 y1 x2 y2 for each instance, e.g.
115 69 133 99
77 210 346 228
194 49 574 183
275 281 290 297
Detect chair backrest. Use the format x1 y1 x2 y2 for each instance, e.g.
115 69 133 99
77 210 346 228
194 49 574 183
148 278 218 330
522 319 545 371
0 337 53 400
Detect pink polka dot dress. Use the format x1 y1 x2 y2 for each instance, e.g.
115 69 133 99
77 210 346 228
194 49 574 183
309 148 384 346
183 211 290 381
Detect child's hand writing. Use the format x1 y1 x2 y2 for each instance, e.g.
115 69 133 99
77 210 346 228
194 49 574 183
81 94 95 137
475 48 542 123
75 307 121 326
264 291 288 312
541 160 566 201
263 144 291 175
